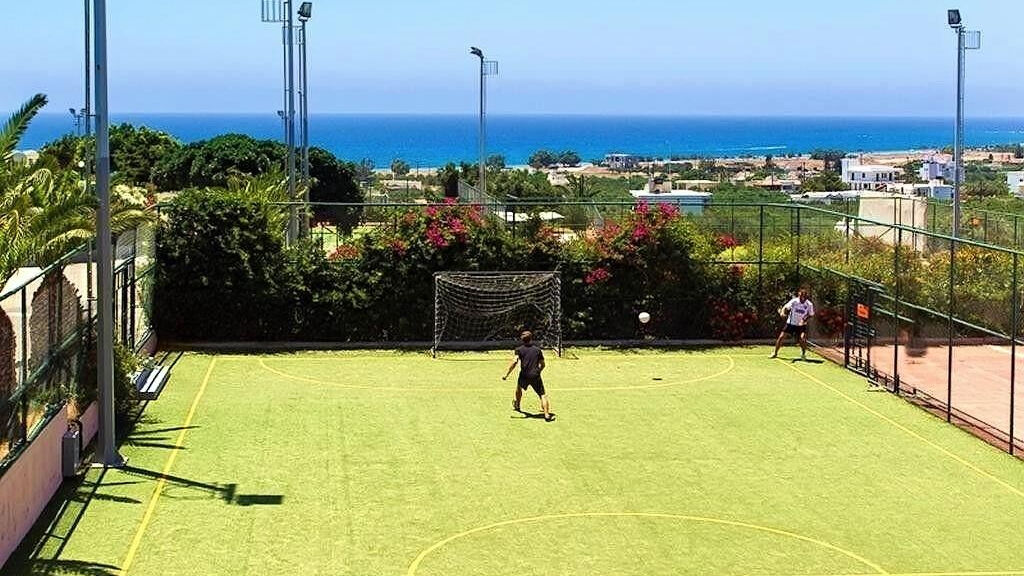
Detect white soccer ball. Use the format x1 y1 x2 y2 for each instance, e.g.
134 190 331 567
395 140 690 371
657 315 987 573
638 312 651 324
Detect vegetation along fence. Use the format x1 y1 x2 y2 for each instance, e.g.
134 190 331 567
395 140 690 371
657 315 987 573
0 224 155 471
155 193 1023 455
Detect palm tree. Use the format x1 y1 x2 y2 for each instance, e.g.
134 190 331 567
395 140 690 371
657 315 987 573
557 174 601 230
1 94 153 285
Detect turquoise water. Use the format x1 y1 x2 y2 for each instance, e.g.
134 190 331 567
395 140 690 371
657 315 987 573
22 113 1024 166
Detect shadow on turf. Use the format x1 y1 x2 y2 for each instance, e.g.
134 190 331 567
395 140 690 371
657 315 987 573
513 410 556 421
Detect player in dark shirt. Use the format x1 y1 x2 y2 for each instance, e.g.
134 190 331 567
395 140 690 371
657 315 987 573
502 331 553 422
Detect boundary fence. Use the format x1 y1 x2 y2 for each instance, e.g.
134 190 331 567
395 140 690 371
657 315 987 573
293 199 1024 456
0 224 155 472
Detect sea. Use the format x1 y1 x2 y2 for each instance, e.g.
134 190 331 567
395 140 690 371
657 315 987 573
20 114 1024 167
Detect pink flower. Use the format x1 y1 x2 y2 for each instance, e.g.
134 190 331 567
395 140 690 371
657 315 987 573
585 267 611 285
718 234 739 249
658 203 680 219
632 224 650 242
635 201 650 216
426 206 439 218
425 224 448 248
443 196 458 205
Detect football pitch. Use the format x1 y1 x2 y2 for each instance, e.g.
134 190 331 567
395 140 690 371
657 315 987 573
9 347 1024 576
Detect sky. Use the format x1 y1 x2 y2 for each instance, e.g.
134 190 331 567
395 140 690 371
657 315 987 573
2 0 1024 117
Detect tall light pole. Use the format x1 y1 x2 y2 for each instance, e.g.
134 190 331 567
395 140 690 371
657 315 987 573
84 0 92 137
93 0 123 468
948 9 981 238
470 47 497 196
262 0 298 244
298 2 312 237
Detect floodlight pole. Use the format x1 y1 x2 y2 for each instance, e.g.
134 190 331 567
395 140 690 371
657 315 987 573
84 0 92 137
94 0 123 468
298 6 311 237
471 47 486 196
953 24 965 238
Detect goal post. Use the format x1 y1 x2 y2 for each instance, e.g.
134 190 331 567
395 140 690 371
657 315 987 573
433 271 562 357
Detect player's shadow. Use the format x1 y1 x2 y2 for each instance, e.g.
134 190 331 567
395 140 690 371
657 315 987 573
513 410 556 421
790 357 825 364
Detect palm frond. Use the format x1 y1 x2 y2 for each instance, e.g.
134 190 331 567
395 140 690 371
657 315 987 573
0 93 48 163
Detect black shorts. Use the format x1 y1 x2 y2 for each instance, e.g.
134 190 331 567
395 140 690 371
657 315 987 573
783 323 807 337
518 375 546 396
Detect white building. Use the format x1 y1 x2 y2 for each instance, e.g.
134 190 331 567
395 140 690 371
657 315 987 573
841 158 899 191
919 158 956 182
629 178 712 215
11 150 39 165
605 153 640 171
1007 171 1024 197
887 182 954 200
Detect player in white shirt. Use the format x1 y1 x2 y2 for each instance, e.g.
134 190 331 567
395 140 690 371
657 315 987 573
771 288 815 359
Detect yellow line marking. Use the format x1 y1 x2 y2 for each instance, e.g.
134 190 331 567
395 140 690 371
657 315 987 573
789 572 1024 576
783 362 1024 499
257 355 734 392
118 356 217 576
405 512 887 576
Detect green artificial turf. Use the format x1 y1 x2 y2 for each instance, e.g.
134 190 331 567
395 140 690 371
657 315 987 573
7 347 1024 576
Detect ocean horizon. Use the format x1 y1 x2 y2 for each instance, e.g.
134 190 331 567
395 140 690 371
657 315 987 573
20 113 1024 167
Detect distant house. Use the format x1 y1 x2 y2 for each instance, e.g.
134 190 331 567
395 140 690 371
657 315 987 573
887 182 954 201
629 178 712 215
841 158 899 191
1007 171 1024 197
11 150 39 165
919 157 956 182
604 153 640 171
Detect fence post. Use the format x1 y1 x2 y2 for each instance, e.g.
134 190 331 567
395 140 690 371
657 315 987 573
758 205 764 292
1012 253 1019 455
19 287 28 444
893 228 901 393
946 238 955 423
844 215 850 264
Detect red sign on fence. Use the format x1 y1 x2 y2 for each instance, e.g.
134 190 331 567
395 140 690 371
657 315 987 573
856 303 870 320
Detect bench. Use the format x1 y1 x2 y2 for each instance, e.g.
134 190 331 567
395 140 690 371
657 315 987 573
135 366 171 401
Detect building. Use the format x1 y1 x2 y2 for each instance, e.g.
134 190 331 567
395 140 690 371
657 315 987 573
919 158 956 182
629 178 712 215
1007 171 1024 197
841 158 899 191
887 182 954 200
11 150 39 165
604 153 640 171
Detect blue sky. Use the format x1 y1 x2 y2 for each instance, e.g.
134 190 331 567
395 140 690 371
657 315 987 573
3 0 1023 116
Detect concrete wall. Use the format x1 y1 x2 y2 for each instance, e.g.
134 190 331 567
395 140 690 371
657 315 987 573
0 409 68 569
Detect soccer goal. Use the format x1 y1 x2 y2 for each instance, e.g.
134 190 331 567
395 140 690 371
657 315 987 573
433 271 562 357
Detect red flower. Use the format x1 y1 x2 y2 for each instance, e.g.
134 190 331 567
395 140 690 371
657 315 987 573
389 239 408 256
425 205 439 218
632 223 650 242
635 201 650 216
443 196 458 205
657 203 680 219
329 244 361 261
584 267 611 285
718 234 739 249
425 224 448 248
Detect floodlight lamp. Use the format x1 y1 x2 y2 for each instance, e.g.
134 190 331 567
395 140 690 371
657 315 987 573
470 46 483 59
70 108 78 116
298 2 312 21
948 9 962 27
277 110 286 119
77 161 86 169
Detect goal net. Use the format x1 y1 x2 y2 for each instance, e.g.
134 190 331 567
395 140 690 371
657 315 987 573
433 272 561 356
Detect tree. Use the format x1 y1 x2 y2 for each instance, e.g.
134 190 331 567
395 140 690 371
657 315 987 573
309 148 363 232
109 124 181 185
899 160 924 184
810 149 846 173
2 94 152 284
528 150 558 169
152 133 287 191
1015 144 1024 160
390 158 410 178
800 171 847 192
437 163 461 198
558 150 581 167
486 154 506 171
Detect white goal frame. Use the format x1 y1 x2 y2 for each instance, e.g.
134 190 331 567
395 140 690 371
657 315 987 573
432 271 562 357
